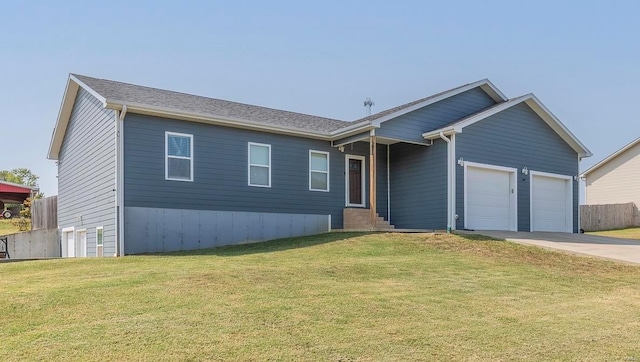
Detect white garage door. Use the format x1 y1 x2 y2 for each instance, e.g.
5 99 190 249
531 173 572 232
466 165 516 231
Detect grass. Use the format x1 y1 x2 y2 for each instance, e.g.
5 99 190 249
2 232 640 361
588 227 640 240
0 219 20 236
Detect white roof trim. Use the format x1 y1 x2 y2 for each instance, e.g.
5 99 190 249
48 77 80 160
580 137 640 177
422 94 592 159
367 79 507 128
48 75 108 160
69 74 107 106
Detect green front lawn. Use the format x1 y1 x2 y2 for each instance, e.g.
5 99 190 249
0 219 20 236
2 232 640 360
588 227 640 240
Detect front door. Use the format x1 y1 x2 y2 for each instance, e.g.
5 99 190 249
346 155 365 207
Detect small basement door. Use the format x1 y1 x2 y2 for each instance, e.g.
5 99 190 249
465 163 517 231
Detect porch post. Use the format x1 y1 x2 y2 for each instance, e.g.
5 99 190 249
369 131 377 228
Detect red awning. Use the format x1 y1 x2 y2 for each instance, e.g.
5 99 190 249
0 181 34 204
0 183 32 193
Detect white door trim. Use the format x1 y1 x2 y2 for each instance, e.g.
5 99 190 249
61 227 75 258
76 229 87 257
345 154 366 207
529 170 573 232
463 161 518 231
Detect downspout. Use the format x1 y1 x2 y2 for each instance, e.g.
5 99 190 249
113 110 119 257
115 105 127 256
387 144 390 223
451 134 456 231
577 154 580 233
439 132 452 232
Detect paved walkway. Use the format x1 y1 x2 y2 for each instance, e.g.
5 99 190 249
462 231 640 265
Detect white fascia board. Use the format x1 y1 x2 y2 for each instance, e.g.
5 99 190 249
421 94 592 159
105 101 334 141
69 74 108 106
421 127 459 140
453 95 532 130
47 77 80 160
523 95 592 159
580 137 640 177
479 80 508 102
369 79 508 128
48 75 110 160
329 120 372 136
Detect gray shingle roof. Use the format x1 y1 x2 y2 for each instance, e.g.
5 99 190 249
72 74 351 134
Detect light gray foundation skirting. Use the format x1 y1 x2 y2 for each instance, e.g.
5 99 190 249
124 207 330 254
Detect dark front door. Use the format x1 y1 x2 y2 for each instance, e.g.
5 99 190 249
348 158 363 205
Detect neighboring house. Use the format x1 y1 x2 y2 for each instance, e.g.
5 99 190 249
580 137 640 207
0 180 36 218
48 74 591 257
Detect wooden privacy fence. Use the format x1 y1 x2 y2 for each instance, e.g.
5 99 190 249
31 195 57 230
580 202 640 231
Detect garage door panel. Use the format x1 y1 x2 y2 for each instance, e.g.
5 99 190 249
531 174 571 232
466 166 515 231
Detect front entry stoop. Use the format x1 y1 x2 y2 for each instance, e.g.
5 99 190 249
343 208 395 231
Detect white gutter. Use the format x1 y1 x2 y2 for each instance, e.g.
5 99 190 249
439 132 453 232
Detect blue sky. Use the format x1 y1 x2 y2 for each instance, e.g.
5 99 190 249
1 1 638 198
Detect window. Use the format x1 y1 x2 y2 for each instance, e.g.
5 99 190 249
248 142 271 187
166 132 193 181
309 150 329 191
96 227 104 257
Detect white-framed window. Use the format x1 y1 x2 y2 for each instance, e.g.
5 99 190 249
96 226 104 257
248 142 271 187
165 132 193 181
309 150 329 192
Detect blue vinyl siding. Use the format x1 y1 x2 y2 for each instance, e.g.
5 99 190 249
58 88 116 256
123 114 378 229
376 88 497 144
388 141 447 229
455 103 579 232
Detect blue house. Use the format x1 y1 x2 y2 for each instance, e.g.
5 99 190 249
48 74 591 257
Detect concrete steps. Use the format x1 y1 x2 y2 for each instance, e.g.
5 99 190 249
343 208 395 231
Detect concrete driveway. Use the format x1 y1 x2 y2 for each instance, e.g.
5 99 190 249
466 231 640 265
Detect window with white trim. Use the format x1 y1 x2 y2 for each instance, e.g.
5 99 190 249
248 142 271 187
309 150 329 191
96 227 104 257
166 132 193 181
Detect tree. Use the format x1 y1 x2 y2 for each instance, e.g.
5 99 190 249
0 168 39 187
